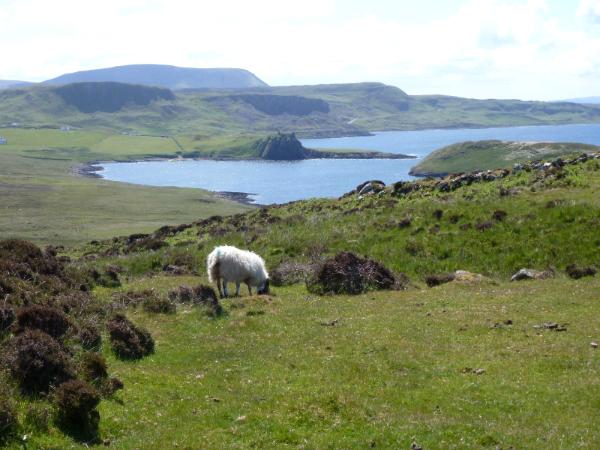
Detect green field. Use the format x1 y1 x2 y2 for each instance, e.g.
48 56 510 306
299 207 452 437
2 155 600 448
4 82 600 138
0 129 249 245
410 140 600 176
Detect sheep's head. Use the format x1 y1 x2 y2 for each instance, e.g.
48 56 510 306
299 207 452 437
257 279 270 295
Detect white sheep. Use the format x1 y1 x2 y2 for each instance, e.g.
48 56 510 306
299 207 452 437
207 245 270 298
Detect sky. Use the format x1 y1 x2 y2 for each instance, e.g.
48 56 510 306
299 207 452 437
0 0 599 100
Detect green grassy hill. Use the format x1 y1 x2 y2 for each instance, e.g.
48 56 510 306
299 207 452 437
0 128 250 246
0 150 600 449
3 82 600 138
1 151 599 448
410 140 600 176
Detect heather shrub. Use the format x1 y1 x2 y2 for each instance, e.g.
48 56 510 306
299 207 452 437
16 305 74 339
78 322 102 350
53 379 100 437
566 264 597 279
80 352 108 383
425 273 456 287
8 329 75 393
142 296 176 314
0 306 15 333
306 252 396 295
107 314 154 359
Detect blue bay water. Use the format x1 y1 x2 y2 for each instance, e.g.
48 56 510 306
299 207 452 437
99 124 600 204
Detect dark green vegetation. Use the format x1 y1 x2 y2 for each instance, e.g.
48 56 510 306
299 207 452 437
1 154 599 448
411 140 600 176
53 82 175 113
42 64 268 90
224 94 330 116
4 81 600 137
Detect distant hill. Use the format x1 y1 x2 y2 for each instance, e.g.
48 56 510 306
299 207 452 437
561 97 600 104
409 140 600 176
3 81 600 137
52 82 175 113
42 64 268 90
0 80 33 89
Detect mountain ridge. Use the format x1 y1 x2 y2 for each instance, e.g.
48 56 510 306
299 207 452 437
42 64 268 90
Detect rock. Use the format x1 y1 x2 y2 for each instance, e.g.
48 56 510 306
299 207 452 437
592 342 598 349
510 268 554 282
453 270 486 284
357 180 386 196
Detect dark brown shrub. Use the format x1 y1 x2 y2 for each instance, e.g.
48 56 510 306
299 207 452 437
306 252 395 295
191 285 223 316
425 273 456 287
78 323 102 350
475 220 493 231
16 305 74 339
107 314 154 359
8 329 75 393
80 352 108 383
125 237 167 253
142 296 176 314
168 285 193 303
566 264 597 279
53 379 100 435
0 239 60 276
398 217 412 228
0 307 15 332
492 210 508 221
101 377 124 396
448 213 462 224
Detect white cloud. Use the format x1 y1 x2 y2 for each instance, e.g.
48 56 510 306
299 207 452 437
0 0 598 99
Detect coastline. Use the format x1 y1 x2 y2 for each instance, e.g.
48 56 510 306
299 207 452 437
73 159 261 206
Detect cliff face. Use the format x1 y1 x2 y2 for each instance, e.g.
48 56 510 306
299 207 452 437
253 133 307 160
53 82 174 113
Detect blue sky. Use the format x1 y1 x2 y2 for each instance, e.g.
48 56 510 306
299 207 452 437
1 0 599 100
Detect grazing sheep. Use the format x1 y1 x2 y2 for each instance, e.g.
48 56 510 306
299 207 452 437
207 245 270 298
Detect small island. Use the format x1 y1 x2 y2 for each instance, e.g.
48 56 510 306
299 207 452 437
251 132 414 160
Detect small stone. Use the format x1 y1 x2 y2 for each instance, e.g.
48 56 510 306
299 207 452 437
474 368 486 375
591 342 598 349
236 415 247 422
411 442 423 450
103 438 111 446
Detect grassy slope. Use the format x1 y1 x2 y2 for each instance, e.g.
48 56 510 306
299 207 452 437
20 277 597 449
0 129 249 246
3 83 600 138
411 140 600 175
6 157 600 449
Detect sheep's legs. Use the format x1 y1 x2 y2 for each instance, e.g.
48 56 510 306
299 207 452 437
235 282 241 297
216 278 223 298
222 280 228 298
247 283 252 296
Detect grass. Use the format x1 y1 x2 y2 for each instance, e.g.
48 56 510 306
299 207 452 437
9 276 600 449
3 83 600 139
3 152 600 448
410 140 600 175
0 129 249 246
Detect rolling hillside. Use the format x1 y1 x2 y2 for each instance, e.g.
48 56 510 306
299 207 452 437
2 81 600 138
42 64 268 90
410 140 600 176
